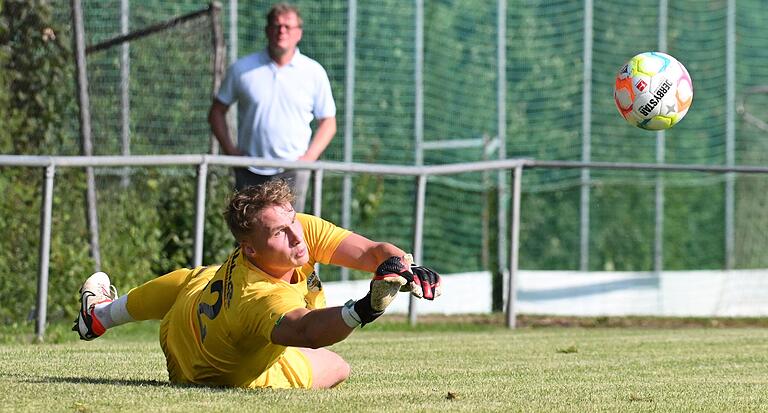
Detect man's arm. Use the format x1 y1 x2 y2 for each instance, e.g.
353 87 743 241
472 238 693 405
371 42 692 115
208 99 242 156
272 268 406 348
331 232 443 300
299 116 337 161
271 232 441 348
328 233 406 273
271 234 406 348
271 306 354 349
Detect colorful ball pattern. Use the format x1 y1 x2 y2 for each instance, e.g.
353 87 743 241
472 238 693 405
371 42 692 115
614 52 693 130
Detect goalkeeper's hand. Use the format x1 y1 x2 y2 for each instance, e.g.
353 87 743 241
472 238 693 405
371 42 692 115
375 255 442 300
340 255 442 329
341 271 406 328
369 270 409 312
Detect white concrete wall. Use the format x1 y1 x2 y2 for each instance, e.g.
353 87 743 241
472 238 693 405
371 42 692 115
323 269 768 317
324 271 492 314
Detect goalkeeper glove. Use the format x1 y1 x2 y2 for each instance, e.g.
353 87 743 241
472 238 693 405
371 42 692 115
375 255 442 300
339 255 442 329
340 269 407 328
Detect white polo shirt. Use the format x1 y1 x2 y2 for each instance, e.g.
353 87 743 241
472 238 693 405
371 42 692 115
216 49 336 175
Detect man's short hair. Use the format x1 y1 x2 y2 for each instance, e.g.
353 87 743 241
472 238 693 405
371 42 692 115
266 3 303 27
225 179 295 242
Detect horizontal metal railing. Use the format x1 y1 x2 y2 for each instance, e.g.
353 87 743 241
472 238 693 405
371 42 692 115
2 154 767 340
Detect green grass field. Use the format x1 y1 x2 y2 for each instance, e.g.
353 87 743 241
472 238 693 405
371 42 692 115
1 319 767 412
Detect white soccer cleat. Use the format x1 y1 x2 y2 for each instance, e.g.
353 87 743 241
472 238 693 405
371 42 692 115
72 271 118 341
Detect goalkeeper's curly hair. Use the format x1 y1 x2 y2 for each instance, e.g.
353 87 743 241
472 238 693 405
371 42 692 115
224 179 295 242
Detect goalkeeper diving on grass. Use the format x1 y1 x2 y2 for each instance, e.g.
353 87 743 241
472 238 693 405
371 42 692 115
72 179 441 389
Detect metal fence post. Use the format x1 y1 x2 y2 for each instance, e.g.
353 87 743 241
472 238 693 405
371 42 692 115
725 0 736 270
36 164 56 342
496 0 509 291
313 168 324 218
71 0 101 271
194 160 209 267
580 0 593 272
409 174 427 326
506 165 522 328
340 0 357 283
228 0 237 64
654 0 669 274
313 169 324 277
410 0 425 327
120 0 131 188
209 1 225 155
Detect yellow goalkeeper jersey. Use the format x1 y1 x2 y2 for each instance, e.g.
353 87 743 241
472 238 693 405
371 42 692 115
159 213 351 388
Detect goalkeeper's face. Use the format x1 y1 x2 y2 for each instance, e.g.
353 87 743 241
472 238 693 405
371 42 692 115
245 202 309 278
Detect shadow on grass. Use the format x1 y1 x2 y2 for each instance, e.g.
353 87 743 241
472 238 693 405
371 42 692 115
19 375 170 388
10 374 237 392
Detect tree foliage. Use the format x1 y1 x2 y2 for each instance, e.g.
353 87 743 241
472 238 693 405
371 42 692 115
1 0 72 154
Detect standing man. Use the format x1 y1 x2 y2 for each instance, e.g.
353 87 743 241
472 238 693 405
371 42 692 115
73 179 441 389
209 3 337 212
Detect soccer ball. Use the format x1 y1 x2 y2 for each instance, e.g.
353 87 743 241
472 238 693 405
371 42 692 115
614 52 693 130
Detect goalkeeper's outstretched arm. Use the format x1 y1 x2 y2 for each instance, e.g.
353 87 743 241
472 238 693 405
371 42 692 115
271 233 441 348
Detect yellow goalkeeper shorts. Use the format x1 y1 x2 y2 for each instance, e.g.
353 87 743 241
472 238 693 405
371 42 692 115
160 324 313 389
249 347 313 389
